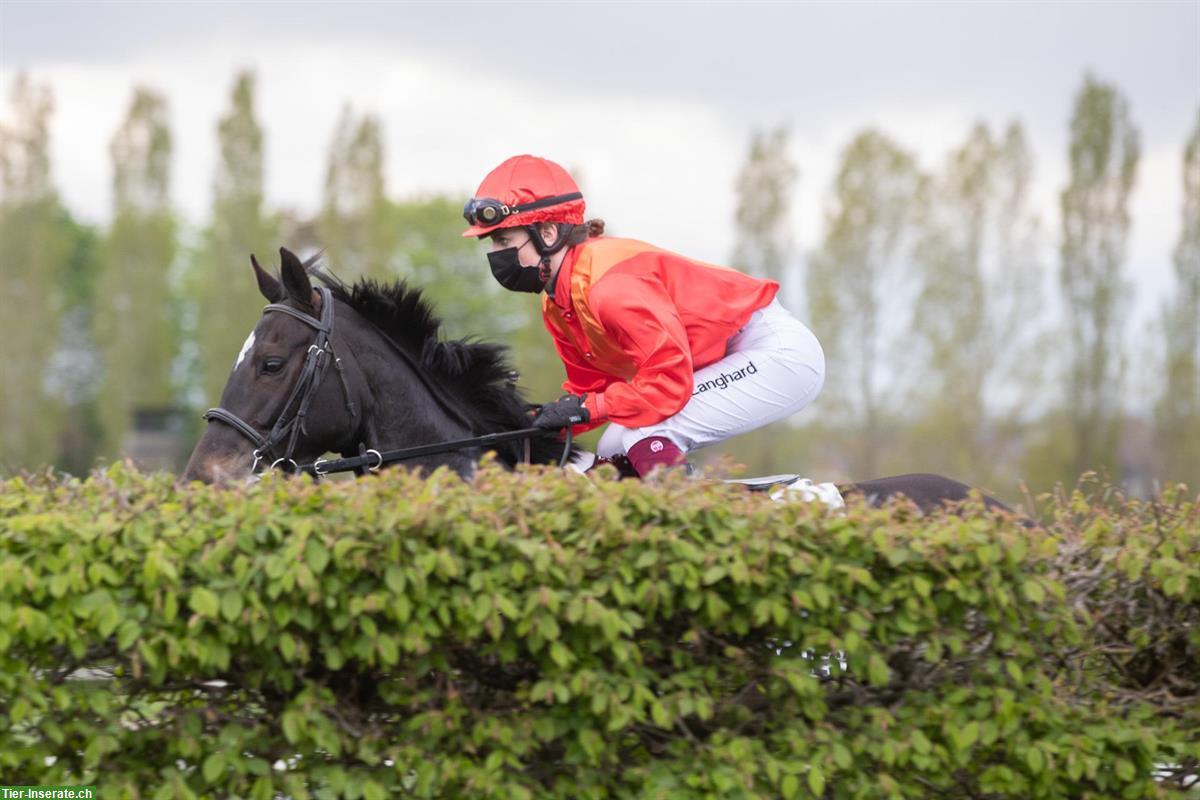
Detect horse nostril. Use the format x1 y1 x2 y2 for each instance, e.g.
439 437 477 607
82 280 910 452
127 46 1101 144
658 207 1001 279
201 455 252 486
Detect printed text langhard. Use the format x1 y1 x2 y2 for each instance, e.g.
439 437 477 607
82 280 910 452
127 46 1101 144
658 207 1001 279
692 360 758 396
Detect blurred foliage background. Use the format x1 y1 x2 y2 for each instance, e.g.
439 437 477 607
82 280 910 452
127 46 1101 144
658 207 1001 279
0 69 1196 501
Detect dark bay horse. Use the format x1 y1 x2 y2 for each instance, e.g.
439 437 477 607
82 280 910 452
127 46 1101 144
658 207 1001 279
182 247 1019 517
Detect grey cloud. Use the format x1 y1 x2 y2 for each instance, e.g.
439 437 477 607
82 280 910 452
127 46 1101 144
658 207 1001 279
4 1 1195 140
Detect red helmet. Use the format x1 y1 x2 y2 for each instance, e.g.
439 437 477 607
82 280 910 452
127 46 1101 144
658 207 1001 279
461 155 586 237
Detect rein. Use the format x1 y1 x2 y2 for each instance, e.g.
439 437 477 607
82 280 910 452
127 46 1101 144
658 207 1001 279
298 426 574 477
203 286 569 476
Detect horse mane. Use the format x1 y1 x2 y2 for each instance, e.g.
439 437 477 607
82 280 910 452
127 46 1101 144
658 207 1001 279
306 259 569 467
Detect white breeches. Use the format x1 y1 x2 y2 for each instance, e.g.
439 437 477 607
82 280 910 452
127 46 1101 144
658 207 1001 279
596 299 825 458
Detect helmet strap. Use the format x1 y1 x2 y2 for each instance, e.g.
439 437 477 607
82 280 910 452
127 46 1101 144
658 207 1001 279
526 223 575 258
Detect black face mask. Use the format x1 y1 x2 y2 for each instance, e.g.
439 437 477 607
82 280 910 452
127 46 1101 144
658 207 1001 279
488 247 548 293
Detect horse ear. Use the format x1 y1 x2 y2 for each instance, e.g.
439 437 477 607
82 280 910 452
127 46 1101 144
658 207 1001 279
251 254 283 302
279 246 313 306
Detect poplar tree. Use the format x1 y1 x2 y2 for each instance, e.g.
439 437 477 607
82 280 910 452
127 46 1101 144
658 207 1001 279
48 217 104 475
806 130 926 477
191 71 276 406
0 74 69 471
1059 76 1139 482
1158 111 1200 486
319 106 393 280
908 122 1042 483
95 87 178 456
732 127 797 285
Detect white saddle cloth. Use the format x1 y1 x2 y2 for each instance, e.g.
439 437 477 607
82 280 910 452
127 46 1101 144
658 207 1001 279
766 477 846 510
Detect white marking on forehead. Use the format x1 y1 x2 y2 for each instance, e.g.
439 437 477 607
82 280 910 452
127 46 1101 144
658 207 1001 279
234 331 256 371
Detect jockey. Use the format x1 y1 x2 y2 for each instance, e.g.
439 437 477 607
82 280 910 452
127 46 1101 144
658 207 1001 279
462 154 825 478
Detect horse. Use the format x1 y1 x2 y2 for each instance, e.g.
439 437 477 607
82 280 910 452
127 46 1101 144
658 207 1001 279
182 247 1021 518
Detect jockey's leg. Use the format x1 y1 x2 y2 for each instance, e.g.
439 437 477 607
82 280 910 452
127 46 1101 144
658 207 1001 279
596 299 824 477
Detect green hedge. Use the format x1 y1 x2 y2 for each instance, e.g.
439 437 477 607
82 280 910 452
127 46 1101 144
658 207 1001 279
0 462 1196 798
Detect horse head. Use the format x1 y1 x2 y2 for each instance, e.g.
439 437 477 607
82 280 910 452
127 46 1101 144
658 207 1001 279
182 246 567 484
181 247 370 484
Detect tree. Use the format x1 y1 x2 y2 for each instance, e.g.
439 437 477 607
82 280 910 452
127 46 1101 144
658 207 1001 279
189 71 277 407
94 87 178 457
732 128 797 286
0 73 70 473
806 130 926 477
1058 76 1140 483
907 122 1042 486
1157 110 1200 487
47 214 105 475
318 106 393 281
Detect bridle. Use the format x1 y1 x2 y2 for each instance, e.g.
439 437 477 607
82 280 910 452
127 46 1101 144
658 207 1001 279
203 287 357 474
202 286 570 477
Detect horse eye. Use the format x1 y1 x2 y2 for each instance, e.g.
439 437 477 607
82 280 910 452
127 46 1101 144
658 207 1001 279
261 358 285 375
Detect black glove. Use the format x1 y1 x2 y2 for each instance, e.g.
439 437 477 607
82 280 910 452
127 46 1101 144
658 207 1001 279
532 394 590 430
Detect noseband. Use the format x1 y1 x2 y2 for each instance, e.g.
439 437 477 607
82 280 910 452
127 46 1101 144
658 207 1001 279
203 287 357 473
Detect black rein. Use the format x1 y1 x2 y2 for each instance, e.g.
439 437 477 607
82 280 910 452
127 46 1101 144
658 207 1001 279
299 426 573 477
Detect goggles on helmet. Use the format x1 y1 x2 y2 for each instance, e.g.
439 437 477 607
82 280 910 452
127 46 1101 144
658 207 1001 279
462 192 583 229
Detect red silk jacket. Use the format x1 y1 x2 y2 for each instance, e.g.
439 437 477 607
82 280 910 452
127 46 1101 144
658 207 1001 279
541 236 779 432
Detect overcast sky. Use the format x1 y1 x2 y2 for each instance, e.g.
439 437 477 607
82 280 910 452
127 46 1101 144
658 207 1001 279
2 0 1197 341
